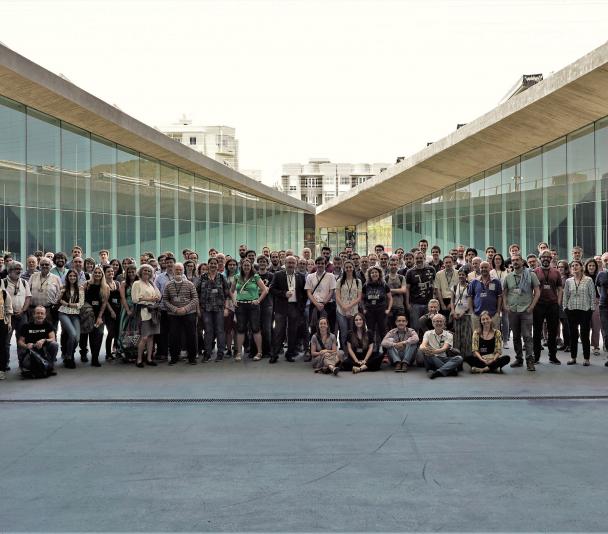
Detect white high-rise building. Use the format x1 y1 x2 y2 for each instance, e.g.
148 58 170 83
158 115 239 170
277 159 390 206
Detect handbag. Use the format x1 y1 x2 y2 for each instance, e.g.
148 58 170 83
79 302 95 334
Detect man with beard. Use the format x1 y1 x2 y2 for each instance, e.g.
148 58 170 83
405 251 436 333
533 251 562 365
269 251 283 273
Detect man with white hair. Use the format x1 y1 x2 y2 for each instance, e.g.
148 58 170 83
1 262 31 370
420 314 463 379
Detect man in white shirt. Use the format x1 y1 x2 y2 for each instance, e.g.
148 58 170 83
305 256 337 358
420 314 462 379
2 262 31 370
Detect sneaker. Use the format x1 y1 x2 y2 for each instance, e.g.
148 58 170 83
0 371 5 380
201 353 210 363
510 359 523 368
549 357 561 365
526 358 536 372
429 370 442 379
214 354 224 362
234 354 242 362
332 366 340 376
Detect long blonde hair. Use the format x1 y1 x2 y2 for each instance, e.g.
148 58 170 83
91 266 110 301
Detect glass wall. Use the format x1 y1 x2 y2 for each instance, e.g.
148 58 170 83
320 115 608 258
0 94 306 260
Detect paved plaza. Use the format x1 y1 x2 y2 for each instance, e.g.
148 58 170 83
1 347 608 532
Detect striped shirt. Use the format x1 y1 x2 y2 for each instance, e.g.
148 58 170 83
162 278 198 315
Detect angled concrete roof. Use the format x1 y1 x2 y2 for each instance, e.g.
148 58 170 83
0 43 314 214
316 40 608 227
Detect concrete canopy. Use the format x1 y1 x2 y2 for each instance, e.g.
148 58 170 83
316 40 608 227
0 43 314 214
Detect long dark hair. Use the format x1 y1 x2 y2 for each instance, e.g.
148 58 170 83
491 253 506 272
315 315 331 342
62 269 80 302
123 265 138 289
239 259 255 282
338 260 356 287
584 258 599 280
349 312 370 350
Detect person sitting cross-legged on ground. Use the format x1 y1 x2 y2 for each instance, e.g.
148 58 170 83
343 312 383 374
17 305 58 376
463 310 510 374
310 317 342 376
420 314 463 379
381 313 419 372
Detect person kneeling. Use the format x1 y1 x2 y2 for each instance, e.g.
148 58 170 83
381 314 419 372
464 310 510 374
17 305 58 378
420 314 463 379
343 312 383 374
310 317 343 375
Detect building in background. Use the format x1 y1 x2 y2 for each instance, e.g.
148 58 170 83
158 116 239 170
277 159 389 206
0 45 314 260
316 41 608 259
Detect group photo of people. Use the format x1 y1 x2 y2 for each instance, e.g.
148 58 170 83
1 238 606 380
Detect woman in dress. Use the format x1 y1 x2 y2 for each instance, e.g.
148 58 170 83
310 317 342 375
131 265 161 368
450 269 472 357
103 265 121 361
464 310 510 373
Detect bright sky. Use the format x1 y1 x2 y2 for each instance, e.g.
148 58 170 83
3 0 608 186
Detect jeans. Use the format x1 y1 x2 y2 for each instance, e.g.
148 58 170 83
500 311 510 343
59 313 81 360
169 313 197 362
336 312 353 350
203 310 226 357
424 353 464 376
533 301 559 360
508 310 533 360
272 303 301 359
566 309 592 359
387 344 417 365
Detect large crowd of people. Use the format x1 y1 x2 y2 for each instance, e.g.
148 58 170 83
0 239 607 380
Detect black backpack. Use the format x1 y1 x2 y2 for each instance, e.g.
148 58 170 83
21 349 51 379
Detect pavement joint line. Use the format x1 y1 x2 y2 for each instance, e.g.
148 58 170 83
1 395 608 403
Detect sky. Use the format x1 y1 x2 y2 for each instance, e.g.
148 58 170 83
2 0 608 186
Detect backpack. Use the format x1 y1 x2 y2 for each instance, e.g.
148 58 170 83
20 348 52 379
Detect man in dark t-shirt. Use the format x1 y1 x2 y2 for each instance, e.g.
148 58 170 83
17 305 58 370
405 252 436 333
532 251 562 364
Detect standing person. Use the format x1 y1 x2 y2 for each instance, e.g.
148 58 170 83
268 251 282 274
50 252 68 282
109 258 123 283
224 258 239 358
305 257 337 354
231 259 268 361
98 249 110 267
464 311 510 374
362 266 392 352
503 254 540 371
533 251 563 365
557 260 571 352
381 314 419 372
131 265 161 368
0 282 12 380
434 255 457 322
102 265 121 361
335 260 362 350
57 270 84 369
20 256 39 282
343 312 381 373
451 270 472 357
184 260 199 287
405 251 436 332
386 256 407 328
2 262 31 369
163 263 199 365
28 257 61 328
428 246 443 273
490 253 509 347
583 259 602 356
270 255 306 363
420 314 463 379
321 247 334 273
596 252 608 359
154 255 175 361
256 255 274 359
81 266 109 367
467 261 502 332
198 257 231 362
117 264 138 360
563 259 596 366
